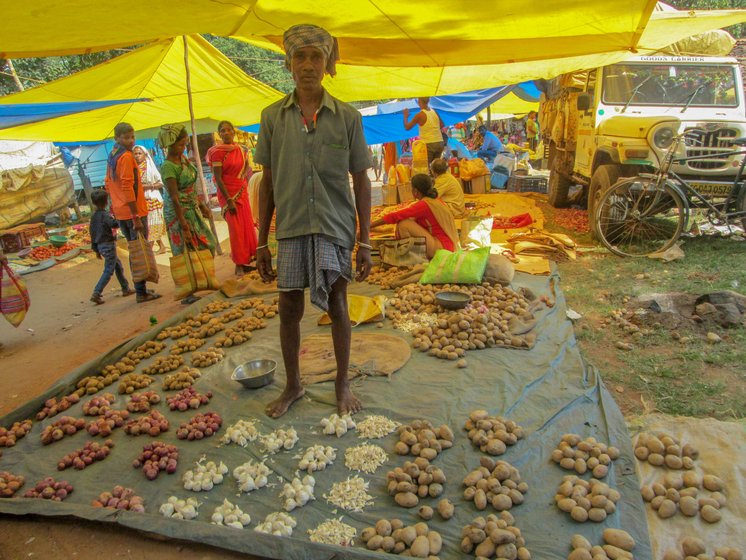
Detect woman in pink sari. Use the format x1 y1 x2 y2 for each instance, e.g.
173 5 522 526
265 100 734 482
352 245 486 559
206 121 258 275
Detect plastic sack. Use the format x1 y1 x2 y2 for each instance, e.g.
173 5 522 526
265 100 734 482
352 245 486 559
460 216 494 250
318 294 386 327
1 261 31 327
128 232 159 284
379 237 428 267
169 246 219 299
459 158 490 181
419 247 490 285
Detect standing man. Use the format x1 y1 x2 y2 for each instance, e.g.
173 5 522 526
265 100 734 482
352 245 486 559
255 24 372 418
105 122 161 303
403 97 445 165
526 111 539 151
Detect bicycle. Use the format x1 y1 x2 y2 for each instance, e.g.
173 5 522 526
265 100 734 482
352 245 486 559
593 134 746 257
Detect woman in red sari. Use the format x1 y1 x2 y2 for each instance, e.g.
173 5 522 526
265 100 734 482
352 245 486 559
206 121 258 275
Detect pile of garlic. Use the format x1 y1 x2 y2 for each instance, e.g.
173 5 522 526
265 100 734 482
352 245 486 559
233 460 271 493
344 443 389 474
211 499 250 528
298 445 337 473
308 518 357 546
261 427 299 454
159 496 200 520
280 475 316 511
254 511 297 536
221 419 259 447
356 415 400 439
182 458 228 491
320 413 356 437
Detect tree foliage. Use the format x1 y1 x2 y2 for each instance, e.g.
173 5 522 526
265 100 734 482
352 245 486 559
667 0 744 38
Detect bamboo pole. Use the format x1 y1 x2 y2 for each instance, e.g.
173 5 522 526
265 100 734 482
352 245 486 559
182 35 223 255
6 59 24 91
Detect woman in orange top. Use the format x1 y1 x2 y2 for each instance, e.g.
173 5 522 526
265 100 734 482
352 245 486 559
206 121 258 275
371 173 459 258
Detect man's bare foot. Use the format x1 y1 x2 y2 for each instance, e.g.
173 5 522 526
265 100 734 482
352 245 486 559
336 384 362 415
266 386 305 418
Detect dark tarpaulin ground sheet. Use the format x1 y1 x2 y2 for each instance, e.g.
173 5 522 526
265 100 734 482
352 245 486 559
0 268 652 560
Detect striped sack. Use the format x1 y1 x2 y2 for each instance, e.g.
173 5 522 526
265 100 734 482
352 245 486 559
1 262 31 327
169 246 219 299
128 232 160 284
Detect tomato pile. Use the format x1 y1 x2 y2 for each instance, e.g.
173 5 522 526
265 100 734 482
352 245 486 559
29 243 78 260
552 209 590 233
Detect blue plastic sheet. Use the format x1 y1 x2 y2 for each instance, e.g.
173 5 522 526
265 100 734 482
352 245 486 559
0 100 148 130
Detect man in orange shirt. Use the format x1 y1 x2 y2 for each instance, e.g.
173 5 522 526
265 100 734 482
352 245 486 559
104 122 161 303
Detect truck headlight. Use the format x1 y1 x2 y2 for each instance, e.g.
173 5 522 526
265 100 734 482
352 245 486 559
653 127 675 149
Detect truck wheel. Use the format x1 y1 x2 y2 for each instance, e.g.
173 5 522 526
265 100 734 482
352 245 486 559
548 170 572 208
589 164 622 240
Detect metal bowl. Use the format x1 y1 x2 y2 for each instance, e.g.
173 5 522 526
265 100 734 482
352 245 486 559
232 359 277 389
435 291 471 310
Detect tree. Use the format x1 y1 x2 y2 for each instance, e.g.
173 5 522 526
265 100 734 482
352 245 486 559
668 0 744 37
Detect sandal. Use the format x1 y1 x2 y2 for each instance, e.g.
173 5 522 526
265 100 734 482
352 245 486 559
90 294 104 305
180 295 201 305
136 292 162 304
122 288 135 297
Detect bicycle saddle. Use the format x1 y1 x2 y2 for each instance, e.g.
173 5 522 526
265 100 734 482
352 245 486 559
732 137 746 146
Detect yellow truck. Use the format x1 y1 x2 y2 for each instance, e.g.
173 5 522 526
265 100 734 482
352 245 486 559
541 55 746 235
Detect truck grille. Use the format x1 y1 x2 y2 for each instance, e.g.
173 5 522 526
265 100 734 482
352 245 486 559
683 128 738 170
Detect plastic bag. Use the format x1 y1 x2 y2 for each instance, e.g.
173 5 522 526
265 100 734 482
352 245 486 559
460 216 494 250
419 247 490 285
1 261 31 327
318 294 386 327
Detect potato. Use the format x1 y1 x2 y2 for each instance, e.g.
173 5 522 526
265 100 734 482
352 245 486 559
640 485 655 502
657 499 677 519
395 492 418 508
663 550 684 560
700 504 721 523
361 527 377 543
603 529 635 552
492 494 512 511
571 506 589 522
376 519 392 537
702 475 724 492
367 534 384 550
410 535 430 558
665 454 684 469
682 471 701 488
427 531 442 556
588 508 607 522
517 546 532 560
603 544 634 559
572 534 592 550
569 550 593 560
714 548 743 560
474 488 488 510
391 518 404 531
418 506 433 520
648 453 665 466
496 543 518 559
437 498 454 520
682 537 706 557
679 495 699 516
474 539 496 558
401 526 417 546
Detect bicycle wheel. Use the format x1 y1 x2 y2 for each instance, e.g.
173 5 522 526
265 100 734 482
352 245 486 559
595 177 685 257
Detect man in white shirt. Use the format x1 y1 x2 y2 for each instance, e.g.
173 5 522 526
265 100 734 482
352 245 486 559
403 97 445 165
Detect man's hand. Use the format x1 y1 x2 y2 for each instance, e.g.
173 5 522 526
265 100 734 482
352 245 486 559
355 247 372 282
226 199 237 215
256 246 275 283
133 216 144 232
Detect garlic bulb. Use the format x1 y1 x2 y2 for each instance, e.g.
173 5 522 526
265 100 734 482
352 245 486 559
159 496 200 520
260 427 298 454
182 458 228 491
221 419 259 447
279 475 316 511
320 414 356 437
233 460 271 493
254 511 296 536
298 445 337 474
211 499 250 528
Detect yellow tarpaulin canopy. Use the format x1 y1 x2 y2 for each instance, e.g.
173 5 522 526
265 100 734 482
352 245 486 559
320 9 746 99
479 94 540 121
0 36 284 142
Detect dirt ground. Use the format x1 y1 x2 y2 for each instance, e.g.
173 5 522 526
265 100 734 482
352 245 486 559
0 243 261 560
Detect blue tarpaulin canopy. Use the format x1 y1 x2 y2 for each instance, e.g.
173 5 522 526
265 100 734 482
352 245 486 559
0 99 149 130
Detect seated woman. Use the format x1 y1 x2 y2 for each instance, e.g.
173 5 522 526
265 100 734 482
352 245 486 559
430 158 465 218
371 173 459 259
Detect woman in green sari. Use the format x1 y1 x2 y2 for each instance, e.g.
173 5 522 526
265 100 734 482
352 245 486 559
158 124 216 257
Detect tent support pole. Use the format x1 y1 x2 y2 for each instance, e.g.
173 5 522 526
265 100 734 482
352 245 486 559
6 59 25 91
487 106 491 127
182 35 223 256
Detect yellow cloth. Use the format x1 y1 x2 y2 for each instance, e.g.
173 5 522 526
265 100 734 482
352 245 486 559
433 173 465 219
0 36 283 142
318 294 386 327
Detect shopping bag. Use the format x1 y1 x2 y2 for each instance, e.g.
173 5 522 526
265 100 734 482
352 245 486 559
379 237 428 267
169 245 220 299
128 232 159 284
1 262 31 327
419 247 490 285
460 216 494 250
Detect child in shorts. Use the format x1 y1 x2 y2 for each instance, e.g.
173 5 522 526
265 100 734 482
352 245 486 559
89 189 134 304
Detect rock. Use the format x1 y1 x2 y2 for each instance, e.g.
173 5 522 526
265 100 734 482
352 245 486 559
679 336 692 344
615 341 634 351
615 386 625 394
694 302 717 316
706 332 722 344
714 303 742 328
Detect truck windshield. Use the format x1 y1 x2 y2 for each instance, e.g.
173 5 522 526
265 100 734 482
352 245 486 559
602 63 738 108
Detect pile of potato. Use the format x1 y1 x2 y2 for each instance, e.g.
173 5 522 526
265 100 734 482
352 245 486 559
551 434 620 478
40 416 87 445
57 439 114 471
74 370 120 396
214 316 267 347
170 337 206 355
24 477 74 501
555 475 620 523
567 529 636 560
367 265 426 290
464 410 525 456
124 410 169 437
418 499 454 521
460 511 530 559
125 340 165 364
391 283 535 361
219 308 244 323
36 393 81 420
386 458 446 508
92 486 145 512
86 409 129 437
193 318 225 339
142 355 184 375
1 471 25 497
203 301 233 314
176 411 222 440
126 391 160 413
360 519 443 558
634 431 698 469
185 312 213 328
394 420 453 460
156 324 191 341
463 457 528 512
0 420 32 448
190 347 224 368
640 471 726 523
102 357 137 376
118 373 154 394
166 386 213 411
163 368 201 391
663 537 742 560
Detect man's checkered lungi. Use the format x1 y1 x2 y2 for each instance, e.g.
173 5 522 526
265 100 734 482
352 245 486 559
276 234 352 311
